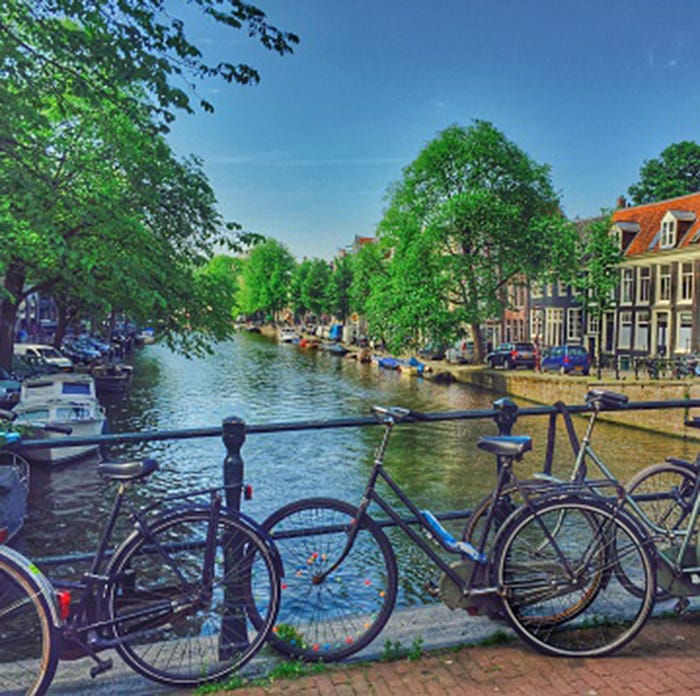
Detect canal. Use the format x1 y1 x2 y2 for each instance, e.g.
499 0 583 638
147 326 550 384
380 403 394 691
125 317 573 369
19 332 698 594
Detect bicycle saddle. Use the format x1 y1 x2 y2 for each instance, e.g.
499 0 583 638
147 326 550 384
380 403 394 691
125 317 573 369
477 435 532 459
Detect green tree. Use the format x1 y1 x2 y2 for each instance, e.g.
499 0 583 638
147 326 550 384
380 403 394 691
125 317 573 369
572 213 621 378
0 1 298 127
239 239 295 321
628 141 700 204
0 92 238 368
328 254 354 322
376 120 575 358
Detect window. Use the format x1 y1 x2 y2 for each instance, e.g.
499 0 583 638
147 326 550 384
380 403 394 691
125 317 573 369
587 313 600 336
679 262 693 302
634 311 650 352
545 307 563 346
530 282 543 299
557 281 568 297
530 308 543 341
678 312 693 353
618 311 632 349
567 308 582 341
660 219 676 248
658 264 671 302
620 268 634 304
637 267 651 304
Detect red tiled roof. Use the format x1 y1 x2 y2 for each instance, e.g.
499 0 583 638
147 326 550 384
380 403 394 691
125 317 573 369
612 192 700 257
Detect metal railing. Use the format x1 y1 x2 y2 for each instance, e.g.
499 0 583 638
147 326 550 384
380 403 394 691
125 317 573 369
17 396 700 568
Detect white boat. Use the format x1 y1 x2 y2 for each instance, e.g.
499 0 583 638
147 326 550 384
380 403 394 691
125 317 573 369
278 327 298 343
13 373 106 464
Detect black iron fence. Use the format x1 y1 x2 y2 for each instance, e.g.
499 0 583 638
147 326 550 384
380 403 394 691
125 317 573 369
17 396 700 568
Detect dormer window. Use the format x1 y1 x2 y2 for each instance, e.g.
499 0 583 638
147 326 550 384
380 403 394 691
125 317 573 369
660 218 676 248
612 222 639 252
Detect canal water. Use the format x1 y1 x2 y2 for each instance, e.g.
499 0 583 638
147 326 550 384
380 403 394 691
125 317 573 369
19 332 698 593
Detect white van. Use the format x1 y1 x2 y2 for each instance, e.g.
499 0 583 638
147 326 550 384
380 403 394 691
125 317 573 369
13 344 73 371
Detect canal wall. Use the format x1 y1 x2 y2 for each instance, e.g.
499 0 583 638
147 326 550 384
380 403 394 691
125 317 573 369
447 365 700 441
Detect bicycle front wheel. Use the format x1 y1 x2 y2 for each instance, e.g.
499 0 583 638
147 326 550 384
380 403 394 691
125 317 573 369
494 496 655 657
107 509 280 687
262 497 398 661
0 547 58 696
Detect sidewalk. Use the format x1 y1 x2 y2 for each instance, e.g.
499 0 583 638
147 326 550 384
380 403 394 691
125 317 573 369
230 613 700 696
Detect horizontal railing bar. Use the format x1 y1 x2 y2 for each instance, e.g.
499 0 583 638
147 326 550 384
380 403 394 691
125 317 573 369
16 398 700 450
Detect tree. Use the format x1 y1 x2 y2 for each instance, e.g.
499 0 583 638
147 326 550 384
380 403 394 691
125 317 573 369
376 121 575 358
0 1 298 127
572 213 622 378
328 254 354 322
239 239 295 321
628 141 700 204
0 91 240 368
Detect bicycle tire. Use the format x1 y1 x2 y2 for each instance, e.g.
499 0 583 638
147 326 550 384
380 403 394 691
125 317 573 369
494 495 655 657
107 508 280 687
625 461 697 535
620 461 697 599
261 497 398 661
0 546 59 696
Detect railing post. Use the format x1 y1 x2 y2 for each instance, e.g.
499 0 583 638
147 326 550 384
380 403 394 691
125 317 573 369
220 416 247 658
222 416 246 513
492 397 519 436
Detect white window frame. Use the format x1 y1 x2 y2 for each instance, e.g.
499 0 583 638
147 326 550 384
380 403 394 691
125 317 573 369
677 312 693 354
620 268 634 304
545 307 563 346
634 310 650 352
566 307 582 342
637 267 651 304
660 216 677 249
658 264 671 303
679 262 693 303
618 311 633 349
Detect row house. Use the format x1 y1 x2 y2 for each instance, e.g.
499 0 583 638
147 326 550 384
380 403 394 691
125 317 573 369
611 193 700 358
521 193 700 361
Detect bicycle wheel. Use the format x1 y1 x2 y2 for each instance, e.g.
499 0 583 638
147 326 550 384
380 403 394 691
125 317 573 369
0 547 59 696
107 508 280 687
494 496 655 657
625 461 696 535
261 497 398 661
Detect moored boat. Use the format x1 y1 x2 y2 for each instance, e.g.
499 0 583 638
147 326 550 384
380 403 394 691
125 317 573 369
13 374 106 464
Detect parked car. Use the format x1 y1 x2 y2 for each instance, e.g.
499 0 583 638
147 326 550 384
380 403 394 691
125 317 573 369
541 344 591 375
446 339 475 364
13 343 73 371
417 344 446 361
0 367 21 409
486 342 536 369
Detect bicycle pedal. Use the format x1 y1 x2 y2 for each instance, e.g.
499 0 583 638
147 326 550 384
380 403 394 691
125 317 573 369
90 658 113 678
674 598 690 615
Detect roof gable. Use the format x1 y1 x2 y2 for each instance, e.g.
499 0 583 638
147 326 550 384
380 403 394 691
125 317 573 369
612 192 700 257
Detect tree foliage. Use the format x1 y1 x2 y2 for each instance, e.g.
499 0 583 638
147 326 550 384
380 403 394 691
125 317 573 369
374 120 576 357
628 141 700 204
239 239 295 320
0 0 299 127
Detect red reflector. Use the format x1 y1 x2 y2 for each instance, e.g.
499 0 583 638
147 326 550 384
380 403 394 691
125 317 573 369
244 484 253 501
0 528 8 544
57 591 72 621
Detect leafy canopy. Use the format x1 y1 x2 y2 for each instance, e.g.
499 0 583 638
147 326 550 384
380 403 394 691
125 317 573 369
628 141 700 204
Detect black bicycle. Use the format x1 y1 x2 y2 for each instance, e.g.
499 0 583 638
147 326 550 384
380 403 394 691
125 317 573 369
0 451 282 695
260 405 656 661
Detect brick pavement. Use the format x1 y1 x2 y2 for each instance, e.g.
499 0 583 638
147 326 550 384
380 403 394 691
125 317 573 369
226 614 700 696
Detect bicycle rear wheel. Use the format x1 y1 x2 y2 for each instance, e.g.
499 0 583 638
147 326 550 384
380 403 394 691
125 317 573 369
0 546 58 696
261 497 398 661
107 508 280 687
494 496 655 657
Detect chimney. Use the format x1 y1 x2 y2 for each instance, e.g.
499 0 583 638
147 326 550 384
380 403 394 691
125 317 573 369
616 195 627 209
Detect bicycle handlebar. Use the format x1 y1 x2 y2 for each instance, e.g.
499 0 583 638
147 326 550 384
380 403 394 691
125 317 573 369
370 405 426 422
684 417 700 430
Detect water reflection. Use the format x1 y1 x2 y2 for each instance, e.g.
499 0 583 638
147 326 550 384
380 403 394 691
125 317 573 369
20 334 697 577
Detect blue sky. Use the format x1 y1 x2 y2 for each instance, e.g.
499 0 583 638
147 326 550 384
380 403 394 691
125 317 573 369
166 0 700 260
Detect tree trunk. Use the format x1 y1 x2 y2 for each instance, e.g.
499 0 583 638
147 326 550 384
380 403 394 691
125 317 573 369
0 264 25 371
471 322 485 363
54 303 69 349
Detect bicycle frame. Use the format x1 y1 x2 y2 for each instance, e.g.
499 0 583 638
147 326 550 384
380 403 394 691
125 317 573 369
53 482 226 664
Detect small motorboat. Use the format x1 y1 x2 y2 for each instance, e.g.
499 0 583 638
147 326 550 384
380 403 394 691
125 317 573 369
278 327 299 343
13 373 106 464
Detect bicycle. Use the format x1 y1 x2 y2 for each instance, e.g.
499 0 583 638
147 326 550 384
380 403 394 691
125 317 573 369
260 405 655 661
463 390 698 558
0 451 282 695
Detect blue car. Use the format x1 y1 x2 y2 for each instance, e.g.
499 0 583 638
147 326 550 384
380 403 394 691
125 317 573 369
541 344 591 375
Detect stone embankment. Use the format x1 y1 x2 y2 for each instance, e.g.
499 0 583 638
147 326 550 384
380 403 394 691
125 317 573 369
260 324 700 441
